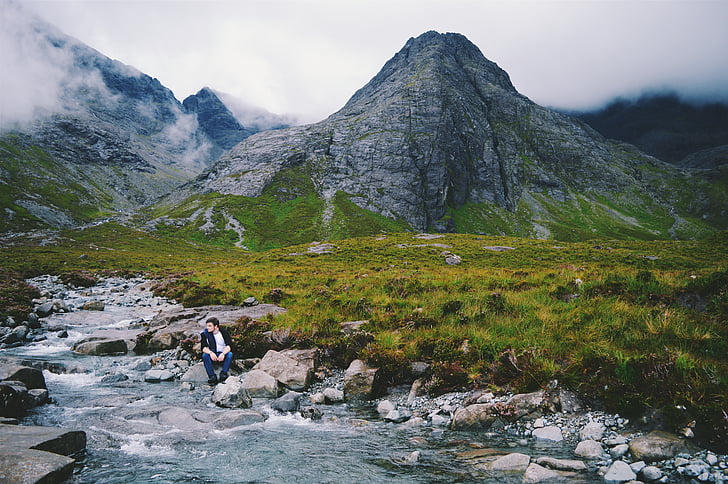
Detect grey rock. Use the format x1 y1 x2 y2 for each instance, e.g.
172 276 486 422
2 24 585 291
604 460 636 483
535 456 587 472
343 359 383 399
0 425 86 484
384 409 412 424
488 452 531 472
574 439 604 459
450 404 496 430
180 362 210 382
610 443 630 458
213 409 266 429
0 365 47 390
100 373 129 383
271 391 301 413
299 406 323 420
322 387 344 403
212 379 252 409
376 399 396 417
255 350 312 391
73 338 128 356
640 465 663 481
579 420 606 441
241 369 278 398
523 463 577 483
144 369 174 382
532 425 563 442
35 302 55 318
628 431 691 462
309 392 326 404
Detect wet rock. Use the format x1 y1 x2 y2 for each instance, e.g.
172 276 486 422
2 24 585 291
610 443 629 458
628 430 691 462
241 369 278 398
451 404 497 430
0 424 86 484
144 369 174 382
523 462 575 483
0 365 47 390
343 359 383 399
505 390 546 419
377 399 396 417
299 406 323 420
535 456 587 472
322 387 344 403
101 373 129 384
488 452 531 472
212 378 252 409
574 439 604 459
255 350 312 391
389 450 420 465
35 301 55 318
157 407 209 431
213 409 266 428
532 425 563 442
309 392 325 404
384 409 412 424
73 338 128 356
604 460 636 483
579 420 606 441
180 362 210 382
80 301 105 311
639 465 663 481
271 391 301 413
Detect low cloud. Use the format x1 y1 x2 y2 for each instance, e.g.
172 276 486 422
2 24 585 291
214 90 299 130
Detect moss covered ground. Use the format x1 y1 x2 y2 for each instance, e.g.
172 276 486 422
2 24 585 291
1 224 727 451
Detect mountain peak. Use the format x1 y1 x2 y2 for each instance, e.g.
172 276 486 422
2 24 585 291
341 30 516 113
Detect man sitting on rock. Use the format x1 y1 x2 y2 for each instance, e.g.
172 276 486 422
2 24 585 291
200 317 233 385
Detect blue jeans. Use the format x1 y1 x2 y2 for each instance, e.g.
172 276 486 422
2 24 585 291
202 351 233 377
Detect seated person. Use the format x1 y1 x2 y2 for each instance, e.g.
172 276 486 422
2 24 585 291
200 317 233 384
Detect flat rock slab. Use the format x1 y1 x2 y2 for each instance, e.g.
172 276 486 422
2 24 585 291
0 424 86 484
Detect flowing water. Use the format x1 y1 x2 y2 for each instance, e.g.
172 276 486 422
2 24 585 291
4 277 604 483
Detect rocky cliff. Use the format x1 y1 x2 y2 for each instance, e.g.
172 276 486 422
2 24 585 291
156 31 726 246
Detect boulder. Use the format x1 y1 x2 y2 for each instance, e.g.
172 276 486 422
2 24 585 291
523 463 567 483
639 465 663 481
376 399 396 417
628 431 691 462
603 460 636 484
180 362 210 382
322 387 344 403
532 425 563 442
343 359 383 399
534 456 587 472
505 390 547 418
213 409 266 428
488 452 531 472
241 369 278 398
383 409 412 424
574 439 604 459
73 338 128 356
280 348 319 372
35 302 55 318
157 407 208 431
579 420 606 441
557 389 583 413
0 447 76 483
255 350 312 391
299 406 323 420
80 301 105 311
450 404 497 430
0 365 46 390
0 382 29 417
271 391 302 413
212 379 252 409
144 369 174 382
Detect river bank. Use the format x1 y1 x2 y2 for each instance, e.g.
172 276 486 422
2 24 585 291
1 275 727 483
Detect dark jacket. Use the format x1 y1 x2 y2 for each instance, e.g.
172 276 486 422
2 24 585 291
200 327 233 353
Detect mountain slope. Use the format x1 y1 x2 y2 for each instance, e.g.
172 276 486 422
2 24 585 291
153 31 726 247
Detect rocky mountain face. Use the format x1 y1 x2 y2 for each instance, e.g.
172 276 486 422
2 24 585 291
572 94 728 167
157 31 726 247
183 88 257 160
0 9 275 233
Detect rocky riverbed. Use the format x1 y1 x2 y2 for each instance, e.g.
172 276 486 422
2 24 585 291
1 275 727 483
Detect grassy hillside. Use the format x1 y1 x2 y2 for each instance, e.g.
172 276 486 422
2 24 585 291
1 224 727 450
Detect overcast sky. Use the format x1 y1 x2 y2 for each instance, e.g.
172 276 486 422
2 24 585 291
10 0 728 123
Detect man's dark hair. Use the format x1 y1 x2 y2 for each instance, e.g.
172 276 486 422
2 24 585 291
206 317 220 327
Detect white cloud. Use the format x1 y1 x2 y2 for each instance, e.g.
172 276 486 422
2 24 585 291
15 0 728 124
